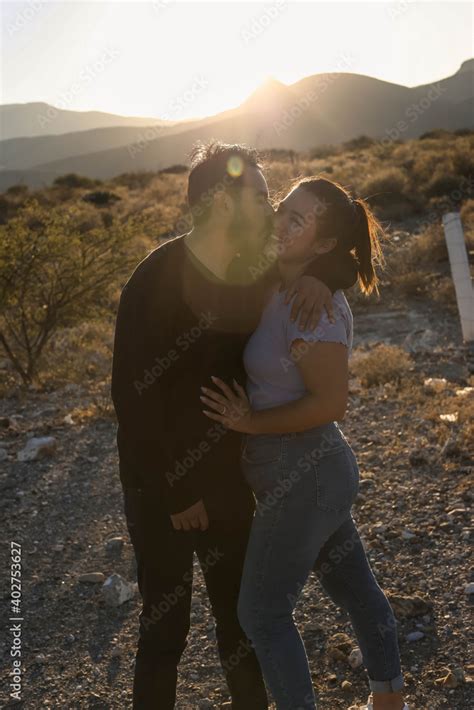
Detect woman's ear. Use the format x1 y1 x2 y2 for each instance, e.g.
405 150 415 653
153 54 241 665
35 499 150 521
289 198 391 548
312 237 337 256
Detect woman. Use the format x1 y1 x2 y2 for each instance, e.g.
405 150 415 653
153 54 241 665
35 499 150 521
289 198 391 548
200 177 409 710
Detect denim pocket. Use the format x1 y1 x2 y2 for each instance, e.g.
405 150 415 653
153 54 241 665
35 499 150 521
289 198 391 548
313 446 359 513
241 434 282 465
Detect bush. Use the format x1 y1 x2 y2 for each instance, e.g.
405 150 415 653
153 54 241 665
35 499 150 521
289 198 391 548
82 190 121 207
54 173 99 189
361 167 409 204
308 144 339 160
112 172 156 190
0 198 139 384
425 174 465 200
6 184 29 196
351 344 412 387
343 135 375 151
158 164 189 175
419 129 452 140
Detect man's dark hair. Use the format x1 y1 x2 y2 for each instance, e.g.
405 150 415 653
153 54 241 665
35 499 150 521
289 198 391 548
187 140 263 225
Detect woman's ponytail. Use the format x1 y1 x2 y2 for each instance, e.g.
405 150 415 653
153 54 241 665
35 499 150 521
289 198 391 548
297 176 385 297
352 198 385 295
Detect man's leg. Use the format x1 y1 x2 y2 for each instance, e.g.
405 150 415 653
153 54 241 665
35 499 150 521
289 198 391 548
123 486 195 710
195 515 268 710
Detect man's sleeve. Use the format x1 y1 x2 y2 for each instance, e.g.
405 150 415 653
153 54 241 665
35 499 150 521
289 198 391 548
302 250 358 293
110 274 203 515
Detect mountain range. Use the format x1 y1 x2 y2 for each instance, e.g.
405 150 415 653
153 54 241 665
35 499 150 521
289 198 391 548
1 59 472 192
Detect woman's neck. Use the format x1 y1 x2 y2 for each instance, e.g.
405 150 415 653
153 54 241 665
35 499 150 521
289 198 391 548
277 258 313 290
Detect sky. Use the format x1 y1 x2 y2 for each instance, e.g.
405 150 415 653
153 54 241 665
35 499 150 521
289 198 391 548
1 0 472 121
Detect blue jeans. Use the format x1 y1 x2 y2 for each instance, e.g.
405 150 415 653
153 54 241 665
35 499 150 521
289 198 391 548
237 422 404 709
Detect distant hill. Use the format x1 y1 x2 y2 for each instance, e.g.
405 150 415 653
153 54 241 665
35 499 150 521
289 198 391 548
1 60 472 192
0 102 176 141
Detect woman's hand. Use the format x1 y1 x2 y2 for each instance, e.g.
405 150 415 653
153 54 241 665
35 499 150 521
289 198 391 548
284 275 335 330
200 376 256 433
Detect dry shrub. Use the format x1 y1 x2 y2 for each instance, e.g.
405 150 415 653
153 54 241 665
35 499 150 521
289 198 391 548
431 276 457 305
360 167 409 203
350 344 412 387
39 320 114 386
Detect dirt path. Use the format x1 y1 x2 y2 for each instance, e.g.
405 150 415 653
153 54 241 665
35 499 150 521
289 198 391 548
1 298 472 709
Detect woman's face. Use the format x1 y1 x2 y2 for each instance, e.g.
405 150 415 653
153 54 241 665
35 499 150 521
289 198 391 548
274 185 335 263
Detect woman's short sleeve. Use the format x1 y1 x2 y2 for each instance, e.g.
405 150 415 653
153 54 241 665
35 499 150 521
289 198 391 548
284 299 350 351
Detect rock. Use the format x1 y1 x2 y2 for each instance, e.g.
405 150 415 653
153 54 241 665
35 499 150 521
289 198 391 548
435 667 465 688
456 386 474 397
405 631 425 642
78 572 105 584
0 448 8 461
446 507 467 519
439 412 458 423
401 529 417 540
464 582 474 596
327 632 353 661
63 414 75 425
105 537 124 553
110 647 122 658
17 436 57 462
102 573 136 607
387 592 433 618
423 377 448 393
348 647 363 669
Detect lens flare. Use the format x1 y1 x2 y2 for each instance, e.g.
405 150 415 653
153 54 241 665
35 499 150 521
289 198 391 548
227 155 244 178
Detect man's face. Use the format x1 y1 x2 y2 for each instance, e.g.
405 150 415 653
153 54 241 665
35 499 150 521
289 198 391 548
228 166 274 254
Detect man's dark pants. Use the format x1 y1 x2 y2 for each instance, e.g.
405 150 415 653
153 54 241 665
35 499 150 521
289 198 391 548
123 484 268 709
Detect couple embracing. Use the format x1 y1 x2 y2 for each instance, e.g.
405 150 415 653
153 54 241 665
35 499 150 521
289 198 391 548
111 141 409 710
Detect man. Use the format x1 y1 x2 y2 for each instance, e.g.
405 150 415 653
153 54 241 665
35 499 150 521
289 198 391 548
111 141 357 709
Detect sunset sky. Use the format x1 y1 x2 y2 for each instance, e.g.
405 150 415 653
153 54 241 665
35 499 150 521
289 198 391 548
1 1 472 121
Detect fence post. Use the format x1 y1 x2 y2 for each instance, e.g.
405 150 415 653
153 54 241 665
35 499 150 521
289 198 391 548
442 212 474 343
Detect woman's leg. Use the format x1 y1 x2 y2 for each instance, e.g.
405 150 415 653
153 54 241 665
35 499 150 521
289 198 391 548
313 513 406 709
237 430 359 709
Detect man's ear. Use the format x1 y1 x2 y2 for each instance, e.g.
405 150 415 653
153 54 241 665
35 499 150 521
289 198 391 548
214 190 233 216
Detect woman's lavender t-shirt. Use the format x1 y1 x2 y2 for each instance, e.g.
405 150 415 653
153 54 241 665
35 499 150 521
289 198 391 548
243 284 353 411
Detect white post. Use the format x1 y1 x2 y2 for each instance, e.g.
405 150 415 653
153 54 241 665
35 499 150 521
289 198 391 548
442 212 474 342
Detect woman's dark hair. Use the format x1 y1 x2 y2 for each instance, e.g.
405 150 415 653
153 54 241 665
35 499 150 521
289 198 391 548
295 176 385 295
187 140 263 225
